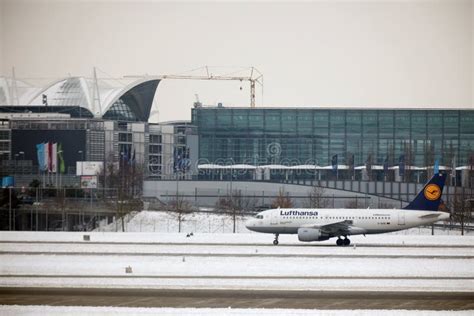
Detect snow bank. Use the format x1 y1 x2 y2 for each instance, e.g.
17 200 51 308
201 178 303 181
97 210 248 233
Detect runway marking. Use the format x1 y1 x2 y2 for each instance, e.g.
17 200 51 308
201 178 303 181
0 251 471 259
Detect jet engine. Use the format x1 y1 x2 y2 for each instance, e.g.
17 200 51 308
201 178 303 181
297 227 330 242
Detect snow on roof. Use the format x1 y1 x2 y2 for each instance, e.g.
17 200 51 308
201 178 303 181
198 164 468 171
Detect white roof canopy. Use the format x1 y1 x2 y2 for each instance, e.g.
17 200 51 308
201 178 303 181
198 164 467 171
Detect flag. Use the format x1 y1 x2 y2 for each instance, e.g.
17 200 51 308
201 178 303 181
58 143 65 173
36 143 47 171
331 154 338 173
51 143 58 173
383 156 389 174
434 158 439 174
174 148 182 172
121 146 129 163
451 155 456 180
44 142 49 172
129 147 136 165
48 142 53 172
365 154 372 173
399 154 405 177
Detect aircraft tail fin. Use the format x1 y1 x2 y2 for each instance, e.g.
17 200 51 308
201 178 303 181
403 173 446 211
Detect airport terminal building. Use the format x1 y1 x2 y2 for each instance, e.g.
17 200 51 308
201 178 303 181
1 75 473 207
192 106 474 184
0 76 198 185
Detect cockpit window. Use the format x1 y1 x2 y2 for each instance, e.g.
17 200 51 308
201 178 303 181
255 215 263 219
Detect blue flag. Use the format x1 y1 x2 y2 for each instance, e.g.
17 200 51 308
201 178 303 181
331 154 338 173
383 156 389 174
399 154 405 177
36 143 47 171
434 158 440 174
121 146 129 163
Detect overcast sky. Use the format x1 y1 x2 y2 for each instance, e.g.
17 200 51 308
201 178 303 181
0 0 472 122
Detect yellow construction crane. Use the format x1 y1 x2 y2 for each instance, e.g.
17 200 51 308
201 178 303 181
128 66 263 108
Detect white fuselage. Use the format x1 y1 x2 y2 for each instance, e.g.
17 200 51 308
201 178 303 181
245 208 450 236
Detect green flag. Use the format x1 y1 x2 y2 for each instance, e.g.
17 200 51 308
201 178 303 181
58 143 65 173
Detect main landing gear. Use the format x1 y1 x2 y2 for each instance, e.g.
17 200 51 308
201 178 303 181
273 234 279 245
336 236 351 246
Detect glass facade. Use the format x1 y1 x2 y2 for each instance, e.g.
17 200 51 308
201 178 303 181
103 80 160 122
192 108 474 167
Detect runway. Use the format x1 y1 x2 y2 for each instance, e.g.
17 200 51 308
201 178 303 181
0 232 473 311
1 288 473 310
1 239 473 260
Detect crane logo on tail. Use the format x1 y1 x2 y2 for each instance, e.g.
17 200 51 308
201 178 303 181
424 184 441 201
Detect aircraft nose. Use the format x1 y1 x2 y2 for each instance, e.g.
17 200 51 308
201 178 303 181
245 219 255 230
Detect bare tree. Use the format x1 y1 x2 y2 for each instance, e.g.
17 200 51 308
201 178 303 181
215 189 257 233
377 201 397 209
99 157 144 232
468 151 474 188
271 188 293 208
447 190 472 236
344 199 360 209
167 196 195 233
345 151 355 181
305 186 329 208
51 188 67 231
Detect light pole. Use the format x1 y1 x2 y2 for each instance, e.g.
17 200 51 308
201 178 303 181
78 150 85 230
78 150 84 175
229 158 236 233
8 186 12 231
176 169 180 206
229 158 234 203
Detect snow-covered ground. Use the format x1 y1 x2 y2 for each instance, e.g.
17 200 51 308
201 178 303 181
1 211 473 315
1 231 473 292
97 210 249 233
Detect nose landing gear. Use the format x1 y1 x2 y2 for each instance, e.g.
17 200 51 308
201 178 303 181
336 236 351 246
273 234 279 245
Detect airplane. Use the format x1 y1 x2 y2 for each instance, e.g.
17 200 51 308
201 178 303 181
245 173 449 246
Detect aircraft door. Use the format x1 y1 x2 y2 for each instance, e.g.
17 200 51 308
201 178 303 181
398 211 405 225
270 212 279 225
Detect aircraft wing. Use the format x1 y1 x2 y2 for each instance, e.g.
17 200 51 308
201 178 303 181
307 220 354 235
